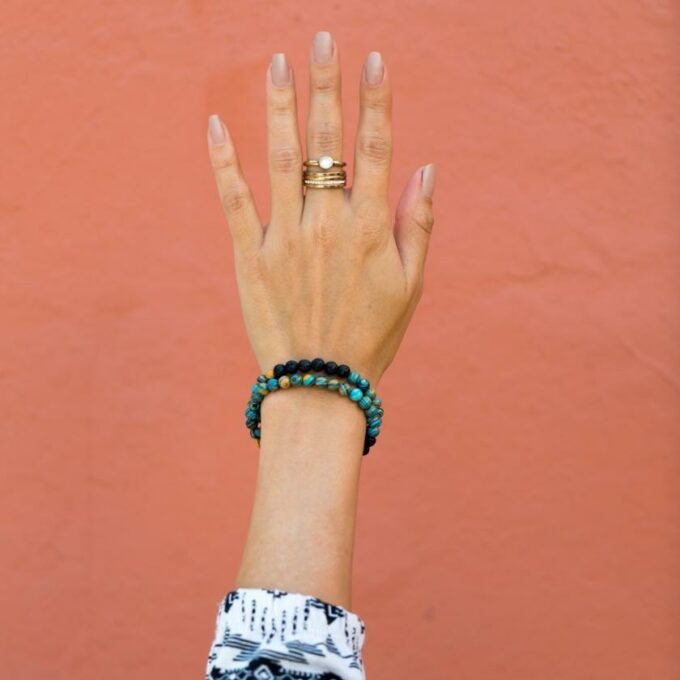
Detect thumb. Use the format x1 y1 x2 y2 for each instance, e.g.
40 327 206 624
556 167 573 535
394 163 436 288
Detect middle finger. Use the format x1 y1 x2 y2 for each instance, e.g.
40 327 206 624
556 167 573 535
304 31 345 213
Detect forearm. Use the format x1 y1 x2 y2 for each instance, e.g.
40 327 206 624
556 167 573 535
235 386 366 609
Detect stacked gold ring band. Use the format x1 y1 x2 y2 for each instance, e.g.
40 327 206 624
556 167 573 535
303 155 347 189
303 173 346 180
303 159 346 169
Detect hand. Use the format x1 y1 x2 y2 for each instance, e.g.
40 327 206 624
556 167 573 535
207 31 435 387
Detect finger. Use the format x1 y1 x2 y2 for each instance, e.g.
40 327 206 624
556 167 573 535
304 30 344 211
350 51 392 210
267 53 304 227
394 164 436 288
207 114 263 254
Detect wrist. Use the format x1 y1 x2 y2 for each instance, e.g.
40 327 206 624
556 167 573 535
259 387 366 458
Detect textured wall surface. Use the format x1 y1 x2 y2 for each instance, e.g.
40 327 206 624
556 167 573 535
1 1 679 678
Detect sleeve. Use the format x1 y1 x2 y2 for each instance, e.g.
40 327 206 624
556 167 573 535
205 587 367 680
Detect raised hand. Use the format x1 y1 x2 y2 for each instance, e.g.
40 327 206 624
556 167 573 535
207 31 435 387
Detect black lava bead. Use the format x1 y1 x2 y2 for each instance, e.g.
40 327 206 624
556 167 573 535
298 359 312 373
324 361 338 375
284 360 299 374
311 357 325 371
273 364 286 379
336 364 350 379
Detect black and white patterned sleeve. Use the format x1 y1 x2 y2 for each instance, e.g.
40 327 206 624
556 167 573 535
205 587 367 679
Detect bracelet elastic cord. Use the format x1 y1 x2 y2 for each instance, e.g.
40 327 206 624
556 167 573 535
244 358 384 456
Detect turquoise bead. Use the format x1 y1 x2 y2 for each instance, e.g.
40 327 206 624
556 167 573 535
250 428 261 439
368 426 380 437
368 417 382 428
374 407 384 418
338 383 350 397
290 373 302 386
349 388 363 402
328 378 340 391
246 408 258 419
358 378 370 391
315 376 328 388
257 374 267 384
348 371 360 384
267 378 279 391
372 396 382 407
365 389 376 401
358 396 372 410
302 373 315 386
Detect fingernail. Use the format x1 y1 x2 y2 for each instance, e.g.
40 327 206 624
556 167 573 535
364 51 384 86
271 53 290 87
313 31 333 64
421 164 436 198
208 114 226 145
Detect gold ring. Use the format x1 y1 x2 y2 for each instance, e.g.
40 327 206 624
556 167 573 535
302 154 347 188
303 155 346 170
303 172 347 180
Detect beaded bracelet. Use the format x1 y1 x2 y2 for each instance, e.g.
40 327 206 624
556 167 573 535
244 358 384 456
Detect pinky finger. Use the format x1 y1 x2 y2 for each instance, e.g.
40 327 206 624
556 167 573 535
207 114 263 254
394 163 436 291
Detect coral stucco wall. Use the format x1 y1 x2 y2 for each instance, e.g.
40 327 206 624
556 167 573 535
1 1 679 678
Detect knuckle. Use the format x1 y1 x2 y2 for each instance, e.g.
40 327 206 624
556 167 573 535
312 72 338 94
221 187 249 214
357 224 382 247
411 204 435 235
269 92 295 117
363 92 390 114
270 146 302 174
358 133 392 164
355 210 388 245
211 149 238 171
310 123 341 154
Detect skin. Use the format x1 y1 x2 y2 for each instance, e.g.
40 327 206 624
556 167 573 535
206 31 436 610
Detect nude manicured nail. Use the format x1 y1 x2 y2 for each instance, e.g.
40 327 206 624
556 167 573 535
421 163 436 198
365 51 384 86
208 114 226 145
313 31 333 64
271 53 290 86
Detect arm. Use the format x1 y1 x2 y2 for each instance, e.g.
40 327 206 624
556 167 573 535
237 387 365 609
204 29 435 680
